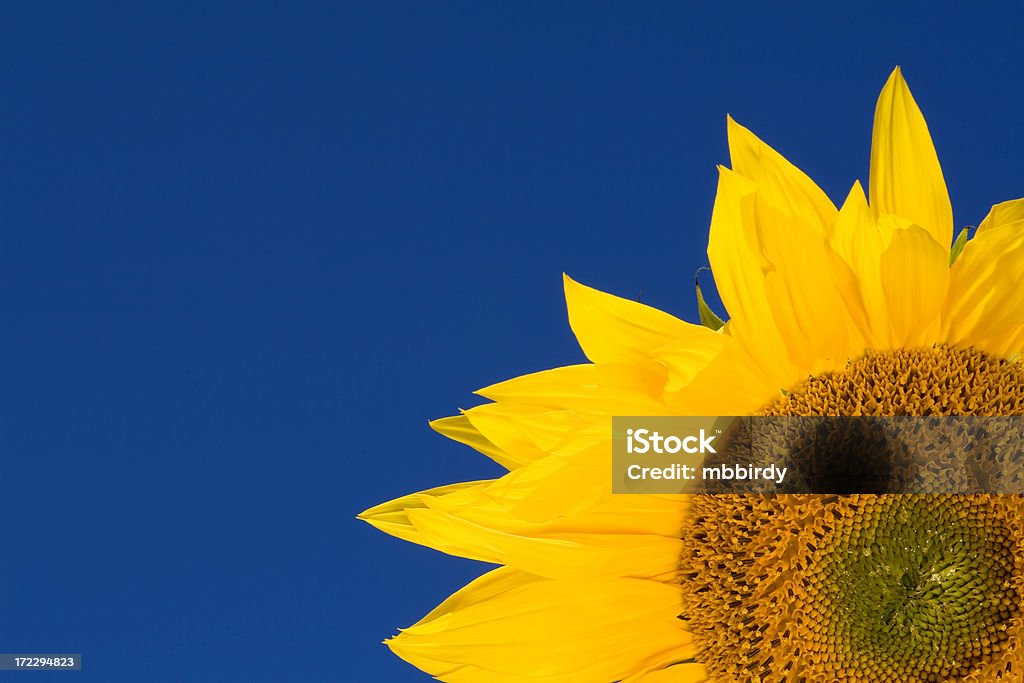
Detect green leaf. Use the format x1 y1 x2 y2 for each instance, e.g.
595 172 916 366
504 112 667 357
695 270 726 331
949 227 970 266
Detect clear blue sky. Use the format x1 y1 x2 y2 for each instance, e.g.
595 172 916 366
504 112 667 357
1 3 1021 681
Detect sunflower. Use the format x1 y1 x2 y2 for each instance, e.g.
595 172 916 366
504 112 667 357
359 68 1024 682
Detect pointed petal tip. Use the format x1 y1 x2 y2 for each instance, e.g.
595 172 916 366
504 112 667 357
879 68 909 104
356 498 394 522
726 113 752 131
843 179 868 203
562 272 581 292
563 273 600 302
870 63 952 248
884 65 904 84
725 116 751 156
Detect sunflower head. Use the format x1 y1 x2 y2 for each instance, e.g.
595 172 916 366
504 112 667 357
361 68 1024 683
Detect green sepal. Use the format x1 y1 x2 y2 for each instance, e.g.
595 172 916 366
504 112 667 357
949 227 970 266
695 270 726 331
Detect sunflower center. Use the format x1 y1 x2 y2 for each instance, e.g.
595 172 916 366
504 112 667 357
808 496 1018 680
764 345 1024 416
680 345 1024 682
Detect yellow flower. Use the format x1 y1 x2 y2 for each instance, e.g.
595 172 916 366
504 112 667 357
360 68 1024 682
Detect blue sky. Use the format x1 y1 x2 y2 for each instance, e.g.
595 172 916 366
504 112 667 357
1 3 1022 681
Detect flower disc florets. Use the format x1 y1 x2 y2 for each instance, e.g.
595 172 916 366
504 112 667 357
681 346 1024 682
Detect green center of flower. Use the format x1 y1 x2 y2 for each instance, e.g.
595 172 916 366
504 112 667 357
804 496 1018 680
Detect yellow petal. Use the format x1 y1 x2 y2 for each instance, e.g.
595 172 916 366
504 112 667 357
426 477 687 534
462 402 613 464
869 67 953 249
977 197 1024 234
706 168 798 388
827 181 889 347
727 115 836 233
403 484 687 581
483 444 611 522
477 363 669 415
373 460 687 540
943 203 1024 353
708 167 858 385
828 184 949 349
448 493 688 540
655 331 726 393
357 481 492 548
406 506 684 580
430 415 523 470
461 404 549 467
488 405 608 456
752 197 856 373
878 220 949 347
664 337 778 415
976 325 1024 359
359 478 668 573
412 565 546 624
704 168 763 319
564 274 713 365
387 568 695 683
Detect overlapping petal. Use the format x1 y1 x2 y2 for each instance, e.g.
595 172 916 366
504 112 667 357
706 166 861 387
664 336 779 415
459 404 551 466
387 567 696 683
878 219 949 347
426 485 688 537
870 67 953 249
944 199 1024 355
726 116 836 234
477 363 670 416
405 508 683 580
978 198 1024 233
362 468 687 580
564 274 717 366
358 481 492 549
430 415 524 470
827 181 889 346
481 443 613 522
464 403 608 462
